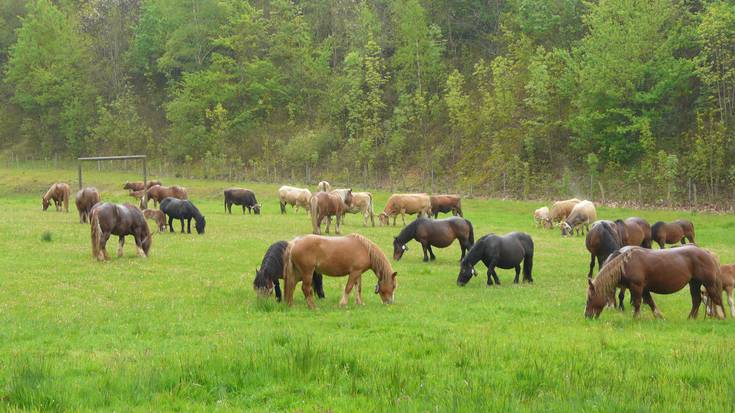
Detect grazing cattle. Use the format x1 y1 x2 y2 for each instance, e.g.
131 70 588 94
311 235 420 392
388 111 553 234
42 183 71 212
561 200 596 236
546 198 581 227
310 190 352 235
143 209 167 232
430 195 463 218
379 193 432 226
333 189 375 227
392 217 474 262
75 187 101 223
160 197 206 234
533 207 550 228
90 202 151 261
145 185 188 208
283 234 397 308
317 181 331 192
585 245 725 319
224 188 261 214
123 180 162 191
128 189 146 209
278 185 312 214
614 217 652 249
457 232 534 286
253 240 324 302
651 220 695 249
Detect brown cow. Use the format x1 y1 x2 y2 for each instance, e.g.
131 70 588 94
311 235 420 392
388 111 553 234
75 187 101 223
144 185 188 208
430 195 463 218
123 180 162 191
42 183 71 212
379 194 431 226
278 185 312 214
545 198 581 227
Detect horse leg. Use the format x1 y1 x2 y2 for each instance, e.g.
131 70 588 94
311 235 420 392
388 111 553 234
630 288 643 319
681 237 686 246
401 210 406 226
117 236 125 257
688 281 703 319
491 268 501 285
134 235 146 257
421 243 429 262
100 232 111 260
513 265 520 284
618 287 626 311
727 287 735 317
274 280 282 302
427 245 436 261
301 274 316 310
168 216 174 232
335 213 341 235
486 268 494 286
340 272 359 306
187 218 192 234
642 291 663 319
325 216 331 234
356 276 364 305
587 254 596 278
703 282 725 319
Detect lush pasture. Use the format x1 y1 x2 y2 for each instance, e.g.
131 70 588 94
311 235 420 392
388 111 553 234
1 166 734 412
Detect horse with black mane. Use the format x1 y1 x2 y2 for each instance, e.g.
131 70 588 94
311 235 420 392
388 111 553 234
253 240 324 302
90 202 152 261
585 245 725 319
224 188 261 214
585 221 623 278
392 217 474 262
160 197 206 234
457 232 534 286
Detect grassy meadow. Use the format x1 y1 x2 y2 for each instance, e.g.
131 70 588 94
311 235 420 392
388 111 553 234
1 166 735 412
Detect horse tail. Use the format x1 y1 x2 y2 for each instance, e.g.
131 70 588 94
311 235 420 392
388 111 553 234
456 198 463 217
523 249 533 281
91 208 102 259
367 192 375 226
63 185 70 212
282 241 298 303
310 195 319 233
466 219 475 245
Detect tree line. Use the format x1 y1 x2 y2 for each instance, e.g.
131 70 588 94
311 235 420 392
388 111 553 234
0 0 734 206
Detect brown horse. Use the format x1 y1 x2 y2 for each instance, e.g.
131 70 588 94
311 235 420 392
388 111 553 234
651 220 695 249
585 245 725 319
392 217 474 262
75 187 101 223
310 190 352 235
143 209 167 232
703 263 735 317
42 183 71 212
614 217 652 248
123 180 162 191
283 234 397 308
90 203 152 261
585 220 623 278
144 185 188 208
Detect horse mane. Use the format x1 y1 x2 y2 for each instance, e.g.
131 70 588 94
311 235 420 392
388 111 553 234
396 218 422 244
348 233 393 279
254 241 288 288
43 185 55 201
461 238 486 268
593 247 638 298
600 221 622 253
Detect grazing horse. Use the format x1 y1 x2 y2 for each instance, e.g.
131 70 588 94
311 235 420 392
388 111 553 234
90 202 151 261
379 193 432 226
143 209 167 232
75 187 101 223
651 220 695 249
703 263 735 318
614 217 652 249
252 240 324 302
561 200 596 236
42 183 71 212
160 197 206 234
585 245 725 319
224 188 261 214
430 195 463 218
585 221 622 278
123 180 162 191
310 190 352 234
145 185 188 208
283 234 397 308
317 181 331 192
278 185 312 214
392 217 474 262
457 232 534 286
333 189 375 226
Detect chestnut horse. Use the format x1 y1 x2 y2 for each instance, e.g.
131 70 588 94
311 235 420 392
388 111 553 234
703 263 735 317
614 217 652 249
283 234 397 308
585 245 724 319
392 217 474 262
144 185 188 208
123 180 162 191
90 203 152 261
42 183 70 212
651 220 695 249
75 187 101 223
143 209 167 232
310 190 352 235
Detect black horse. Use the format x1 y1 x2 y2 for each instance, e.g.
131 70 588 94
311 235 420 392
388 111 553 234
224 188 261 214
160 197 206 234
392 217 474 262
585 220 623 278
457 232 534 286
253 240 324 301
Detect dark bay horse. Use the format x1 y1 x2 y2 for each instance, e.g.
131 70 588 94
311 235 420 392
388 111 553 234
253 240 324 302
75 187 101 223
145 185 188 208
651 220 695 249
457 232 534 286
310 190 352 235
42 183 71 212
224 188 261 214
392 217 474 262
283 234 397 308
90 203 152 261
585 245 725 319
615 217 652 249
160 197 206 234
585 221 623 278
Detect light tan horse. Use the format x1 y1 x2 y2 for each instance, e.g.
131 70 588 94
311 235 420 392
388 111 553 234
42 183 71 212
283 234 397 308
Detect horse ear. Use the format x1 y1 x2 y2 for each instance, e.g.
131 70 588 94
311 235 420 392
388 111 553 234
391 271 397 280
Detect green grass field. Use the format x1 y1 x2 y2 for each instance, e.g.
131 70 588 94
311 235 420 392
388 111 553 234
1 166 734 412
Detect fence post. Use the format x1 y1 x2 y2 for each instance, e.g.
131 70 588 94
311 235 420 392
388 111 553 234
78 163 82 189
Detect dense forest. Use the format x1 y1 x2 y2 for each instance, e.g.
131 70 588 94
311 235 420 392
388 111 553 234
0 0 734 205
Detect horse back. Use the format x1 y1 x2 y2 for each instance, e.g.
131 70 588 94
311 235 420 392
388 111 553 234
291 235 371 276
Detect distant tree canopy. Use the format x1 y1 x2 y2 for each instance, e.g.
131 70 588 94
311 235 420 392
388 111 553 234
0 0 734 204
